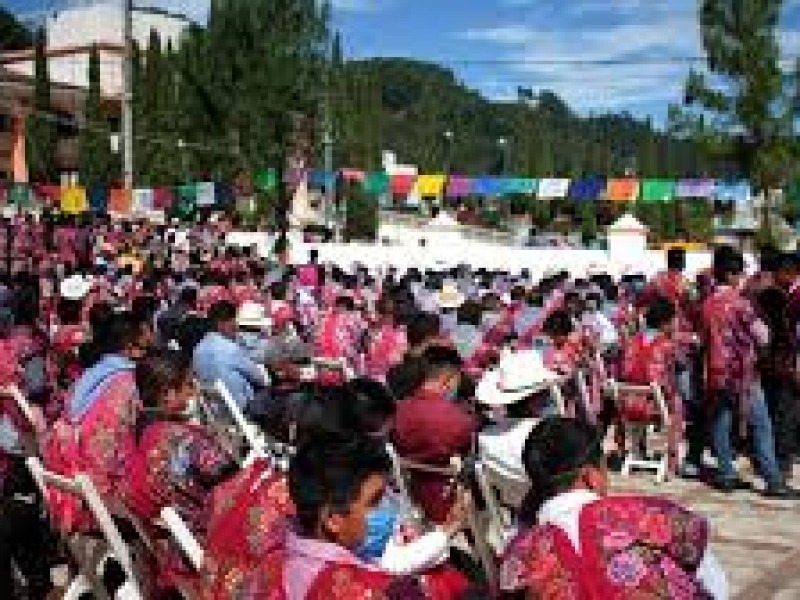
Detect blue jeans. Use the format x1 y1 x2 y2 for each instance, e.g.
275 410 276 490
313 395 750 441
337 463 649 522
711 383 782 486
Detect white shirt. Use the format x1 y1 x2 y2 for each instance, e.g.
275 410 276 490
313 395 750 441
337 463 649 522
538 490 729 600
478 419 537 506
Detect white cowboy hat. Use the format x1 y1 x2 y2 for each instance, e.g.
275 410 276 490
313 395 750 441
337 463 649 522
436 285 466 310
59 275 93 301
476 349 560 407
236 301 271 330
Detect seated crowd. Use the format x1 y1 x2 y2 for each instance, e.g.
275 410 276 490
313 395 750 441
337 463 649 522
1 214 798 598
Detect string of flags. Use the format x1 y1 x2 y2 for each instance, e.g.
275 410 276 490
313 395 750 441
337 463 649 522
0 170 793 216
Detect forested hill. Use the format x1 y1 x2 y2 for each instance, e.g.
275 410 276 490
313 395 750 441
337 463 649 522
332 57 716 178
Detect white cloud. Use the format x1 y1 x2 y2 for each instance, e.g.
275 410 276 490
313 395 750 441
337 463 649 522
331 0 391 13
457 7 702 114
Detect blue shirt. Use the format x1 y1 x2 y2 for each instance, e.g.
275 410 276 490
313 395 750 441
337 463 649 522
193 332 266 410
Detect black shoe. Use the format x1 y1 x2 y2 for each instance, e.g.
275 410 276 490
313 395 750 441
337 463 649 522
762 484 800 500
712 477 751 493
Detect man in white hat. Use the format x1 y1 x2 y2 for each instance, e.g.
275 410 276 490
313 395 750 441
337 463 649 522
475 350 561 504
236 301 272 364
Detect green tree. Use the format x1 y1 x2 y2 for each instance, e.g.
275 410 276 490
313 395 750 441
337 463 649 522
26 28 57 183
681 0 792 189
134 31 183 185
0 7 31 52
344 183 378 241
78 44 114 187
579 202 598 245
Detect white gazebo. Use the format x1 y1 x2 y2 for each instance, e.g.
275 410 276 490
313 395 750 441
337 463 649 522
607 213 648 264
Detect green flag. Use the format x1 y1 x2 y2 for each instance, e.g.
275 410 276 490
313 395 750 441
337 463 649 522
8 183 32 208
363 171 389 195
175 183 197 220
640 179 675 203
255 169 278 192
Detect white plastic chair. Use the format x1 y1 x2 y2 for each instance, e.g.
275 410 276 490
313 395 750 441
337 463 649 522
606 380 672 483
384 446 497 588
26 457 145 600
472 459 518 554
213 379 269 464
160 507 205 572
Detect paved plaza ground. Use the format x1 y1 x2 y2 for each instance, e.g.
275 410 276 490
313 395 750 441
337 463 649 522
613 465 800 599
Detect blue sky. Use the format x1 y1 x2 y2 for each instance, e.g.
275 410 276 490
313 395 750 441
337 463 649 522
8 0 800 122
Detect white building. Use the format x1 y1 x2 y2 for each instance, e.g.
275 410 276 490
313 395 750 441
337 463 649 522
3 1 193 98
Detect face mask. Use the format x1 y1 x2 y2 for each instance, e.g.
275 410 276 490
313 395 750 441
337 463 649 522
355 497 398 562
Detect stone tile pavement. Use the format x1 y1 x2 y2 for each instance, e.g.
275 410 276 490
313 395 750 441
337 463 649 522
611 465 800 599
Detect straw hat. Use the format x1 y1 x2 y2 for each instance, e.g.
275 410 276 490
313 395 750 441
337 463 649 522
476 350 559 407
236 301 271 330
436 285 466 310
59 275 93 301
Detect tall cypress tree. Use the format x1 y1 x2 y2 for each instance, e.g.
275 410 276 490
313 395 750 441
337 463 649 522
78 44 113 187
26 28 57 183
683 0 790 188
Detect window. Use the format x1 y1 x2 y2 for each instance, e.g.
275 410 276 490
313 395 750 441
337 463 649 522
0 113 11 133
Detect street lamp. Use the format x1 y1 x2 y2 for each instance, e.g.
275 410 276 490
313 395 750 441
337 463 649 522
443 130 454 174
497 137 510 174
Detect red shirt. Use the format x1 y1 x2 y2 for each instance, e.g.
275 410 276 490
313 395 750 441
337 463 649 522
393 386 477 523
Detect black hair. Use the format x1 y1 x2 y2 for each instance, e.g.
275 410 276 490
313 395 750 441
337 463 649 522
335 295 356 311
521 417 603 522
758 245 780 273
405 312 440 347
176 314 210 356
421 345 462 379
667 247 686 272
336 378 396 436
85 307 138 362
178 286 198 308
457 300 483 327
135 350 191 412
289 433 390 534
57 297 83 325
542 310 574 337
644 295 675 330
713 245 744 283
208 300 237 327
131 295 159 327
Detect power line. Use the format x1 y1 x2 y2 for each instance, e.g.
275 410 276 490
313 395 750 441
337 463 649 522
433 55 800 67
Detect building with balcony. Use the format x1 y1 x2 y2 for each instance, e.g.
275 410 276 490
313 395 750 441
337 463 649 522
0 2 193 183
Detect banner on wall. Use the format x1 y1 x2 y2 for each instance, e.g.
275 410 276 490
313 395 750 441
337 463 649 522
390 174 416 196
569 177 606 202
676 179 715 199
640 180 675 203
501 178 538 195
537 178 570 199
415 174 447 197
714 181 752 204
446 176 473 198
255 169 278 192
607 178 639 202
363 171 390 195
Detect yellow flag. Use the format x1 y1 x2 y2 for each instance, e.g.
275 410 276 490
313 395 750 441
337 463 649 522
60 185 88 214
415 174 446 197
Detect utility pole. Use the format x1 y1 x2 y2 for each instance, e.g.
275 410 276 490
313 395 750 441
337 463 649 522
122 0 134 193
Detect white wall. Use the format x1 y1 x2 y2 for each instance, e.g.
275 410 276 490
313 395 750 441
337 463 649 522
290 241 719 279
5 3 190 97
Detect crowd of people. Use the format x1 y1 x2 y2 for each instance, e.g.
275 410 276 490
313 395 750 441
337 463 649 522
0 211 798 598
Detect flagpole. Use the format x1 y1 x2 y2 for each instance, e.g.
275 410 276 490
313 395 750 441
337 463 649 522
122 0 134 194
